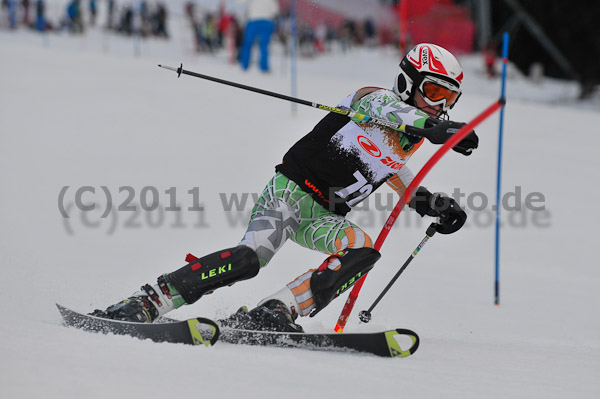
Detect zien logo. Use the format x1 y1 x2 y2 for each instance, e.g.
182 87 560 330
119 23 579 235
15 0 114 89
357 135 381 157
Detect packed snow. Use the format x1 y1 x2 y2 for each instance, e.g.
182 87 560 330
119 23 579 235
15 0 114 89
1 14 599 399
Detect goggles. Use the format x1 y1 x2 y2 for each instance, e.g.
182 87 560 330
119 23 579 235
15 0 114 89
418 77 461 110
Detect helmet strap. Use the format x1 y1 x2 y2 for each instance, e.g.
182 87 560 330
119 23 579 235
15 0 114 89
400 56 427 108
400 57 425 86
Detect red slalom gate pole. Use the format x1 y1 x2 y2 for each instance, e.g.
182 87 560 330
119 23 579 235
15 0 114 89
334 100 504 333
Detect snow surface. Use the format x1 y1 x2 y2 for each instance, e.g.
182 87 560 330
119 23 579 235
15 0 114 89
1 20 599 399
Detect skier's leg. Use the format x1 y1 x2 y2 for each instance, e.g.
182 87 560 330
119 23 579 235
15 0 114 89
92 246 261 323
239 20 257 70
258 20 274 72
238 172 303 266
94 173 302 323
258 215 380 318
219 173 322 331
167 173 303 309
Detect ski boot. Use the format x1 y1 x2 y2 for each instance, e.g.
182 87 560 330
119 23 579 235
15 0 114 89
90 295 158 323
90 278 183 323
219 299 304 333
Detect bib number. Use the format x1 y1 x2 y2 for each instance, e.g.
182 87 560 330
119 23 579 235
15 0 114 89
335 171 373 207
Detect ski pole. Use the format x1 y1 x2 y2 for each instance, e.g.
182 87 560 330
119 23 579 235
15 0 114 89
158 64 450 143
358 223 437 323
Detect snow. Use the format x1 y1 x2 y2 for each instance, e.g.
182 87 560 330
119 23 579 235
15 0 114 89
1 20 600 399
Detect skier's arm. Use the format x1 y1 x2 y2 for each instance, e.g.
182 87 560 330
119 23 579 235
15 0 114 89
386 166 417 199
408 186 467 234
424 118 479 155
348 89 479 153
386 168 467 235
349 89 429 130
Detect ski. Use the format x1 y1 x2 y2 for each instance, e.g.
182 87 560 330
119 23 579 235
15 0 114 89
219 327 419 358
57 304 419 357
56 304 220 346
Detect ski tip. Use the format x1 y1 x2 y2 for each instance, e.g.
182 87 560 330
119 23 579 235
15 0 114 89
385 329 420 358
55 303 72 322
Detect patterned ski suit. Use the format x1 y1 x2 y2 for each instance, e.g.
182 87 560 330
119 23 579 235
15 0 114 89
239 87 430 316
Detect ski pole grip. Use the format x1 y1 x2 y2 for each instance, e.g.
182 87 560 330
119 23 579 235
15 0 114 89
426 223 437 237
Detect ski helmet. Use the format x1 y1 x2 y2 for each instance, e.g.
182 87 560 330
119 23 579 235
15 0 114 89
393 43 463 116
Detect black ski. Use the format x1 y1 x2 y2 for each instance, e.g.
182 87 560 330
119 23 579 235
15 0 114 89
56 304 419 357
56 304 220 346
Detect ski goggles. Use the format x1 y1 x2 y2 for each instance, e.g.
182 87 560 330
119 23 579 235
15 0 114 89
418 77 461 110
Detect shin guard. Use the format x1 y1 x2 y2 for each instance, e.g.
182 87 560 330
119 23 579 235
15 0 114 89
163 246 260 304
309 247 381 317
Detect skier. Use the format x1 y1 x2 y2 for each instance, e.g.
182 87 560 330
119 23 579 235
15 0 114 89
94 43 478 332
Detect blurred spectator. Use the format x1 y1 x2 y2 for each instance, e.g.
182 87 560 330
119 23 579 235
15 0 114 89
298 23 316 57
152 3 168 38
274 11 290 55
116 6 132 35
106 0 114 29
35 0 47 31
238 0 280 72
378 25 394 47
63 0 84 33
22 0 30 26
337 20 352 53
185 2 216 52
314 22 326 53
325 21 336 51
89 0 96 26
140 0 151 36
7 0 17 29
363 18 377 46
229 16 243 61
184 1 200 50
198 13 218 51
483 41 497 78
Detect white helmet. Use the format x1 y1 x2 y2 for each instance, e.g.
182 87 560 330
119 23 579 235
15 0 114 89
393 43 463 116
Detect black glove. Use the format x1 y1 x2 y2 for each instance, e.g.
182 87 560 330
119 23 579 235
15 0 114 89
409 187 467 235
453 130 479 156
423 118 478 155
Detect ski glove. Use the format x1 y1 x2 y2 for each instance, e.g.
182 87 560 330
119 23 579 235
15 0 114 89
409 187 467 235
453 130 479 156
423 118 479 155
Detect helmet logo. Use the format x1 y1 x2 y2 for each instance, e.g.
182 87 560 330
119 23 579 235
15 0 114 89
408 45 449 76
357 136 381 157
421 48 429 66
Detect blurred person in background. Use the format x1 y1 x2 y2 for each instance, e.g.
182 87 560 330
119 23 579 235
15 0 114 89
105 0 114 29
89 0 96 26
238 0 279 72
64 0 83 33
152 2 168 38
21 0 30 26
34 0 47 31
6 0 17 29
483 41 497 78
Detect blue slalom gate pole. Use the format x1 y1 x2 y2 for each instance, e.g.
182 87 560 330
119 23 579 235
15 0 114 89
290 0 298 115
495 33 509 305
